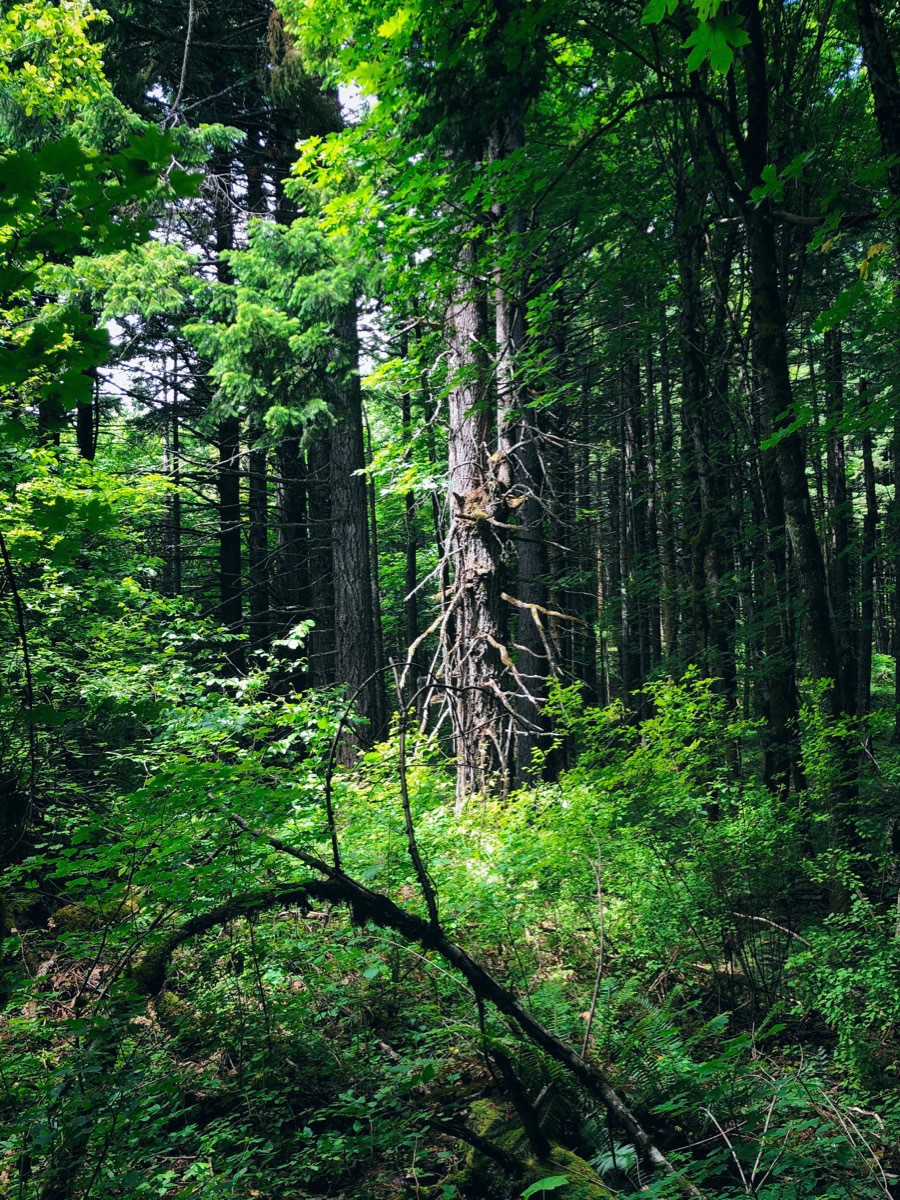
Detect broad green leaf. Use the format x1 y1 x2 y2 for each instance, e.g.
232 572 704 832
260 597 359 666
521 1178 569 1199
813 280 865 333
684 14 750 73
750 163 784 205
642 0 678 23
377 7 411 37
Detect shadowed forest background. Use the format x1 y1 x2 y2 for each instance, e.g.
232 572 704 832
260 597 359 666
1 0 900 1196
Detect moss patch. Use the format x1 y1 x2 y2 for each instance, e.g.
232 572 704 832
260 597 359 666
446 1099 612 1199
521 1146 613 1199
51 902 101 933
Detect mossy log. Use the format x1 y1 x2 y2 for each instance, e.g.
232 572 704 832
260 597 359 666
447 1099 613 1199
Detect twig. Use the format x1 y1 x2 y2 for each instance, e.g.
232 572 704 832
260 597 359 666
165 0 195 127
703 1108 751 1196
500 591 587 625
731 912 812 948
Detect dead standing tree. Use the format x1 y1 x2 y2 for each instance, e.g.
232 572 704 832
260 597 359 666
443 240 517 801
491 107 556 787
424 228 566 804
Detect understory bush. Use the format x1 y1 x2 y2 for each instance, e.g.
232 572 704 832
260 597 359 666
2 673 898 1199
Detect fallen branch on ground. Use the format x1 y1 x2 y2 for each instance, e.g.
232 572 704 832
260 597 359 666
125 810 707 1198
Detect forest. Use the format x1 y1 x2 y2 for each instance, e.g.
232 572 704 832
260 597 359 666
1 0 900 1196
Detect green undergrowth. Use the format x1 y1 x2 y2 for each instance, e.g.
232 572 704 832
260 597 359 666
2 674 900 1198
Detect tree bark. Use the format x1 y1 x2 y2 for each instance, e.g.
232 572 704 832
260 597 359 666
218 414 244 669
307 436 337 688
644 343 663 671
401 379 421 709
247 424 270 652
213 162 244 671
446 239 511 800
856 419 877 720
491 111 554 785
621 359 650 702
750 368 802 795
76 366 98 461
851 0 900 735
823 329 857 706
273 434 311 688
164 359 183 598
738 0 843 712
853 0 900 204
330 307 385 749
657 319 679 656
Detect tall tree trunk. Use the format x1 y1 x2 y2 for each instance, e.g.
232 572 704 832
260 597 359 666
657 320 679 656
330 308 385 749
248 424 270 652
605 448 623 699
622 358 651 699
274 434 310 682
807 351 826 526
738 0 843 713
823 329 857 706
272 84 384 744
851 0 900 736
364 405 386 700
575 381 599 698
595 455 610 706
618 391 642 705
165 358 183 597
735 0 859 894
245 136 271 655
76 366 98 461
750 366 802 795
853 0 900 205
676 196 737 701
857 418 877 720
491 111 553 785
218 414 244 669
401 380 420 709
678 218 715 674
307 436 336 688
213 163 244 671
446 240 510 800
644 344 663 671
745 209 841 714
